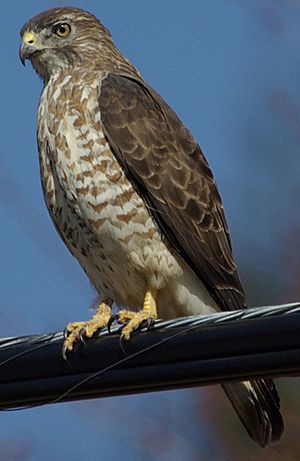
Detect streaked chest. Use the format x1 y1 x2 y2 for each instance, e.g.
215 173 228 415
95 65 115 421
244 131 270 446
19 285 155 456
37 70 154 248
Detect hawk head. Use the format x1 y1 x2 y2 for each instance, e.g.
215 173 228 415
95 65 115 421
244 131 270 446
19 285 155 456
19 7 113 81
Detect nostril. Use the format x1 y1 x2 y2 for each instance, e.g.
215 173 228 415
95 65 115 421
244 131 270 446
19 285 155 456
28 39 34 44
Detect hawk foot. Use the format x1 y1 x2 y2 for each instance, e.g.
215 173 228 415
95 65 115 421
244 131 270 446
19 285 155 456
114 289 158 342
62 302 111 359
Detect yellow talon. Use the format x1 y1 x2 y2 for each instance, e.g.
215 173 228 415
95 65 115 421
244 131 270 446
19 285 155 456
143 289 157 314
63 302 111 357
118 288 158 341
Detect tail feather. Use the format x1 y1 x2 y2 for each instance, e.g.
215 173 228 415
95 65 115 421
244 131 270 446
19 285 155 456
222 379 284 447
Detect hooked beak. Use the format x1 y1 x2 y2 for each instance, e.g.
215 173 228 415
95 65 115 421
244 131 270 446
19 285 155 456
19 42 37 65
19 31 39 66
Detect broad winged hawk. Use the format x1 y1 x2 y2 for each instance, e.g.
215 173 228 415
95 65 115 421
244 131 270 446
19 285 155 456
19 7 283 446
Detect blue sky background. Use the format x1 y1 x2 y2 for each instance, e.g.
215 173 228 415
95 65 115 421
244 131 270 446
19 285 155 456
0 1 300 459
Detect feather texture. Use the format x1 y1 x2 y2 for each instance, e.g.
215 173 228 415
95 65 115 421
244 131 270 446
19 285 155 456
20 7 284 446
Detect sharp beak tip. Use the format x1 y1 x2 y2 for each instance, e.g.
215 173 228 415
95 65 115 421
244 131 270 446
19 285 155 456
19 42 36 66
19 45 26 66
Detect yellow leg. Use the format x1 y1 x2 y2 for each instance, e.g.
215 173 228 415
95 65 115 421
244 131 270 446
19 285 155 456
63 302 111 358
116 288 158 341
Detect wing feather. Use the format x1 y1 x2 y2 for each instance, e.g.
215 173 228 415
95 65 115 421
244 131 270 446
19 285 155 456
99 73 245 311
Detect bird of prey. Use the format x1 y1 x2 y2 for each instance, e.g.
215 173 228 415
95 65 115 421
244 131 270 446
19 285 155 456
19 7 283 446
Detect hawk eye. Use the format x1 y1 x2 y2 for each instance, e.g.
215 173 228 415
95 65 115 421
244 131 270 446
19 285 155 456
54 22 71 37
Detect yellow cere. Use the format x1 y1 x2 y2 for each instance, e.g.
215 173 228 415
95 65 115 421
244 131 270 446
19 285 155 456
23 31 36 45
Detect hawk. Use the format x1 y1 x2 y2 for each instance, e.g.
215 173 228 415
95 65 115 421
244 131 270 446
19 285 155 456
19 7 283 446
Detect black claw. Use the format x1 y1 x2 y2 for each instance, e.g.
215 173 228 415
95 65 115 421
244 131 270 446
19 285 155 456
146 317 155 330
107 314 118 333
79 328 87 345
119 335 126 355
62 344 69 362
63 327 69 339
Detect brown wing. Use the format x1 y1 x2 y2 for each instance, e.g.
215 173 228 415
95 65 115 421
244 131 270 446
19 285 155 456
99 73 246 311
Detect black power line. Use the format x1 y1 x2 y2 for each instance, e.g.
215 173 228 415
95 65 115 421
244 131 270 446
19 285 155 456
0 302 299 410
